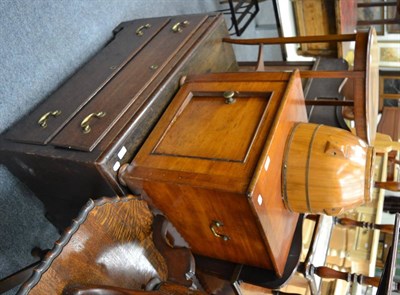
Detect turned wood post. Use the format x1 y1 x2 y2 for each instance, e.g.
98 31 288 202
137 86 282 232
311 265 380 287
375 181 400 191
334 217 395 234
306 215 395 234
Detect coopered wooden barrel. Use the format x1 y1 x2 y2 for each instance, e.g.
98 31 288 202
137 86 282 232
282 123 374 215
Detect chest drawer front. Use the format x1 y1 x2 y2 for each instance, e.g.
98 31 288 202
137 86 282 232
142 181 272 269
5 17 169 145
51 14 207 152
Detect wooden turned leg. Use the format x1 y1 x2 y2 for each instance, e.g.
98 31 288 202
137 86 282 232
307 214 396 234
310 265 380 287
375 181 400 191
152 215 195 287
333 217 394 234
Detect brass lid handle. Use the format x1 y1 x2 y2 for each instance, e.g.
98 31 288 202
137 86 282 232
210 220 230 241
80 111 106 134
38 110 62 128
136 23 151 36
172 20 189 33
223 91 236 104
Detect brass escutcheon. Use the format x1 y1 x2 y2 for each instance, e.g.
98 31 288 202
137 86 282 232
172 20 189 33
136 23 151 36
210 220 230 241
38 110 62 128
223 91 236 104
80 111 106 134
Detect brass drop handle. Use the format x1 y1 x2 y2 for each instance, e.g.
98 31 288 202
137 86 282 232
80 111 106 134
210 220 230 241
223 91 236 104
136 23 151 36
38 110 62 128
172 20 189 33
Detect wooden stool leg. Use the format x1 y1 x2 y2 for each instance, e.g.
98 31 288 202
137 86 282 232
375 181 400 191
311 265 380 287
334 217 395 234
312 265 400 292
307 214 396 234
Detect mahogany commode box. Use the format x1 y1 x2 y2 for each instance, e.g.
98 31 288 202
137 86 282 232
0 14 237 229
119 71 308 276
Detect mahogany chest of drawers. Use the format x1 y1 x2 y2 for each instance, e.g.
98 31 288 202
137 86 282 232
0 14 237 229
119 71 308 276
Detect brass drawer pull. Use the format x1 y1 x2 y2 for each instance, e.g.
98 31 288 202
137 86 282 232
80 111 106 134
38 110 62 128
223 91 236 104
136 24 151 36
172 20 189 33
210 220 230 241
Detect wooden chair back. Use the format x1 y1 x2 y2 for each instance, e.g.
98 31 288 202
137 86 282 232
357 0 400 26
223 28 379 145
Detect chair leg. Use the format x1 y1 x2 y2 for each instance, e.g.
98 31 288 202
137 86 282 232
152 215 195 287
306 214 396 234
375 181 400 191
310 265 380 287
334 217 395 234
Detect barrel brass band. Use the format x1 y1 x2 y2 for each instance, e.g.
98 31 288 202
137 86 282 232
305 124 323 213
281 122 301 212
